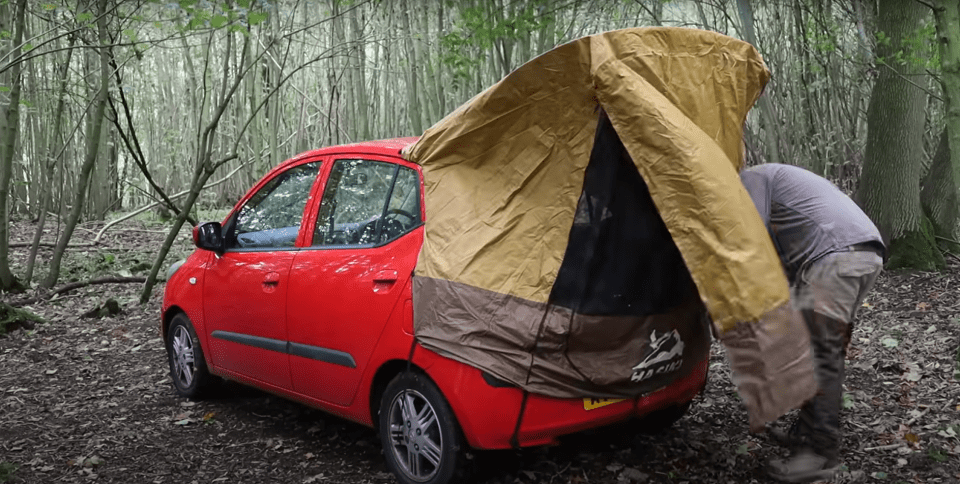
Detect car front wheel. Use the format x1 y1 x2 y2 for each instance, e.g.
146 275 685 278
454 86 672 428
379 372 463 484
165 313 216 398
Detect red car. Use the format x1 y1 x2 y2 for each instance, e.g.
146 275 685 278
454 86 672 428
161 138 708 484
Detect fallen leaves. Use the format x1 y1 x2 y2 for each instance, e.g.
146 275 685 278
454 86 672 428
1 220 959 483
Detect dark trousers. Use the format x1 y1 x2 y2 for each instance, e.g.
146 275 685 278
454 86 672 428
794 310 848 462
790 249 882 462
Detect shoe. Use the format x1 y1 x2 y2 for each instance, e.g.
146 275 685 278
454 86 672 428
767 448 838 483
767 421 807 449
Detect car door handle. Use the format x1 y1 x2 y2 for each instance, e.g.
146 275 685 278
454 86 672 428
372 270 399 293
373 270 398 283
263 272 281 286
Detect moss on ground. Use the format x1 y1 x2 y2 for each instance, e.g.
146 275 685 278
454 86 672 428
0 461 17 483
887 217 946 271
0 302 44 335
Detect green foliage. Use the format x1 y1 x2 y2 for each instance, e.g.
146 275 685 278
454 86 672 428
875 20 939 71
841 392 855 409
210 15 228 28
955 344 959 380
163 0 268 34
0 462 16 483
927 446 949 463
804 15 838 55
439 3 555 86
75 12 94 24
247 12 268 26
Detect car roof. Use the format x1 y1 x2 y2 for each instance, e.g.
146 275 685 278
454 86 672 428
248 137 420 200
288 137 419 164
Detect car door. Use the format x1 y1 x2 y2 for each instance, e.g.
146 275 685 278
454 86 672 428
203 160 322 391
287 157 423 406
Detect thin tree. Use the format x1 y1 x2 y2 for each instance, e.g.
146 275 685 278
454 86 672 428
736 0 781 165
42 0 113 288
0 0 28 291
24 35 76 285
138 5 348 302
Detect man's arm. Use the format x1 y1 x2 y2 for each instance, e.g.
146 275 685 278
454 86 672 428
739 169 772 226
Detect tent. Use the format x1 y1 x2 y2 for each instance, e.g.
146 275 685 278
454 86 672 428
403 27 814 426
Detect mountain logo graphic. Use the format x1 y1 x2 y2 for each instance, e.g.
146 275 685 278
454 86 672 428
631 329 684 383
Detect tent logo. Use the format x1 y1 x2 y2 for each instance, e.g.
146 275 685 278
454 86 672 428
631 329 684 383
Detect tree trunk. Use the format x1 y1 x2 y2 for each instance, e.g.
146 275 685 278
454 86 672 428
400 0 423 134
349 6 371 141
139 34 251 303
736 0 781 165
929 0 960 252
859 0 944 270
25 35 75 285
0 0 27 291
921 129 960 252
42 0 112 288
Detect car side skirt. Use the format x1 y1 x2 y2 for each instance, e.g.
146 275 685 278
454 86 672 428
211 330 357 368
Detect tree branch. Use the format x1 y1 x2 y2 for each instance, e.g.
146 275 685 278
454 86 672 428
8 276 147 307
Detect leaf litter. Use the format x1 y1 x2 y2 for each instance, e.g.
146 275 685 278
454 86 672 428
0 219 958 483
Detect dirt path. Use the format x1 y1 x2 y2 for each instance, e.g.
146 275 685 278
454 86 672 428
1 221 958 483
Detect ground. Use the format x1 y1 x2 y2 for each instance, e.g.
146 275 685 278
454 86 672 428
0 219 958 484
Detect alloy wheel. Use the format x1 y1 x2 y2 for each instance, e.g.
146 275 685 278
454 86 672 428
386 389 443 482
170 325 196 388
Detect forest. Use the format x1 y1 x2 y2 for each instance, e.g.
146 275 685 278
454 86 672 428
0 0 958 296
0 1 959 484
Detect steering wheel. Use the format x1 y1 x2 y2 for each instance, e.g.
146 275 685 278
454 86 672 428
354 209 417 244
383 208 417 225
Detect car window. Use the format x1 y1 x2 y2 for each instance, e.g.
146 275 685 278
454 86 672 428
313 159 421 246
227 162 321 249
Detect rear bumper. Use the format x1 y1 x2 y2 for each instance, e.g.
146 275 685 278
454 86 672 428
416 348 708 450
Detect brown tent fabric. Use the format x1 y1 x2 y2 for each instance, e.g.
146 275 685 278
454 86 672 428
403 27 814 423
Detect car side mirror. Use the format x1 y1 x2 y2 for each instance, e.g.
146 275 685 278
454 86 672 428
193 222 225 254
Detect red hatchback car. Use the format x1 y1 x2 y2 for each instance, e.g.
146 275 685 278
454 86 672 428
161 138 708 484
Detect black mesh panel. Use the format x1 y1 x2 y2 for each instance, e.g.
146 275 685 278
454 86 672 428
549 111 694 316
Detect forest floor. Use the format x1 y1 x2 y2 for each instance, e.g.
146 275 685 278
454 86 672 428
0 218 958 484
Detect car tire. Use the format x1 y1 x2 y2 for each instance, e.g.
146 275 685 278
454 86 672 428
379 371 464 484
165 313 216 398
637 401 692 434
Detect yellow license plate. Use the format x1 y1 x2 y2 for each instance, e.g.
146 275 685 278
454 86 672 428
583 398 626 410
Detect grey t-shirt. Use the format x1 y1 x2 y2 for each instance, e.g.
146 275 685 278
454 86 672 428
740 163 884 281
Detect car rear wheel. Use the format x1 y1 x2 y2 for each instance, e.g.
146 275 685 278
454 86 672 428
637 401 692 434
166 313 216 398
379 372 463 484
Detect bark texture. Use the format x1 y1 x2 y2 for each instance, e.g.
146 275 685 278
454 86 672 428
859 0 943 270
42 0 112 288
0 0 27 290
930 0 960 253
921 130 960 253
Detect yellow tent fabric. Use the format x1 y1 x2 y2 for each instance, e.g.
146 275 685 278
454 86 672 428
404 27 787 332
